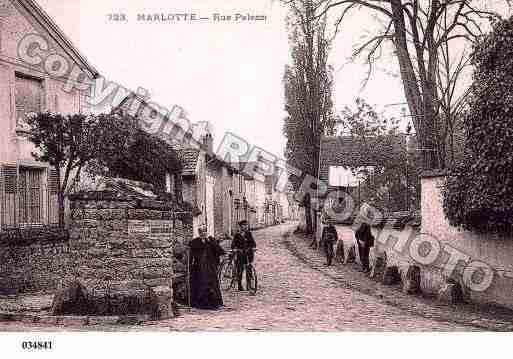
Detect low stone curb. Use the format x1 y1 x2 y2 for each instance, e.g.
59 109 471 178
284 232 513 332
0 311 152 326
252 223 284 232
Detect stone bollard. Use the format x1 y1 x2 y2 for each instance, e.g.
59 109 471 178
402 265 421 294
383 266 401 286
343 244 356 265
437 281 464 304
335 240 345 264
369 247 375 271
370 251 387 281
51 279 90 315
153 285 174 320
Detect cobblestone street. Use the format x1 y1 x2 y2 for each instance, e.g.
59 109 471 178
149 223 474 331
4 223 502 331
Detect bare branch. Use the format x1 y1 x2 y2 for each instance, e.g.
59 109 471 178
316 0 393 19
330 3 358 40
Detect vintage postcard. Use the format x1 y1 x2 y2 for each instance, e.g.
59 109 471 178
0 0 512 357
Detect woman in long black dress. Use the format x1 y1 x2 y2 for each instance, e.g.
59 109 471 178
189 226 225 309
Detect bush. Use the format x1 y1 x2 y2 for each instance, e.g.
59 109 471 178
443 17 513 233
89 114 181 191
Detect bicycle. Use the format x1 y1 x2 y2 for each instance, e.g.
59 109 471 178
218 249 258 295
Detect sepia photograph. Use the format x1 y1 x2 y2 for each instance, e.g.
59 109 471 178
0 0 512 357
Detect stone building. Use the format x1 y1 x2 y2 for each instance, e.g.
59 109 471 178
115 94 295 238
316 135 407 241
0 0 99 229
233 162 293 228
115 94 240 238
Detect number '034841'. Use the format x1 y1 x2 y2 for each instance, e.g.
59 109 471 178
21 341 52 350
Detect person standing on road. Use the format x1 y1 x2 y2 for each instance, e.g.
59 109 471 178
355 222 374 272
321 223 338 266
189 225 225 309
231 220 257 291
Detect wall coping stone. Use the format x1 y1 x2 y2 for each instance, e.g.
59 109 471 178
69 191 134 202
420 169 447 178
70 191 193 212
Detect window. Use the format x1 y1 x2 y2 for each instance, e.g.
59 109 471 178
1 166 58 227
328 166 375 187
265 176 273 195
18 168 43 224
15 73 44 127
328 166 353 187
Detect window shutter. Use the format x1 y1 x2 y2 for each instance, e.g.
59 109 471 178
48 168 59 194
3 165 17 194
15 74 44 125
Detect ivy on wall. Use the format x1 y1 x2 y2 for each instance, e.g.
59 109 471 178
443 17 513 233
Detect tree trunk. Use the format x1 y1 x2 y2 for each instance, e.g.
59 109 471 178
304 193 313 234
390 0 440 169
56 166 65 229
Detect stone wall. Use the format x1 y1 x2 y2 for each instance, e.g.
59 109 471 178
69 201 174 291
48 191 194 318
420 175 513 309
0 239 69 295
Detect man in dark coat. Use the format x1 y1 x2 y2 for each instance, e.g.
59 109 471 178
321 223 338 266
231 220 257 291
189 225 225 309
355 222 374 272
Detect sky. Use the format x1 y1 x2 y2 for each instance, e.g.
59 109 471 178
34 0 422 158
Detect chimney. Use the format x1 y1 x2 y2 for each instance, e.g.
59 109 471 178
202 133 213 154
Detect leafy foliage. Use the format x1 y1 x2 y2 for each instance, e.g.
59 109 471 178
26 112 99 227
88 114 181 191
340 98 420 212
27 112 182 228
443 17 513 233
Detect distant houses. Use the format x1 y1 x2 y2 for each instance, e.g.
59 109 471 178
318 134 412 209
115 95 295 238
311 134 411 237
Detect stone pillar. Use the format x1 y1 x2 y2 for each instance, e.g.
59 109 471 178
369 248 386 281
383 266 401 285
343 244 356 265
438 281 464 304
402 265 421 294
51 190 191 319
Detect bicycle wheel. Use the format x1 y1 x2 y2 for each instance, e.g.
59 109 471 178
246 265 258 295
217 257 228 278
219 259 236 291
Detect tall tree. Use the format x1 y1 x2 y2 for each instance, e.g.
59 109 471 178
307 0 504 169
283 0 337 233
27 113 98 228
27 113 183 229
